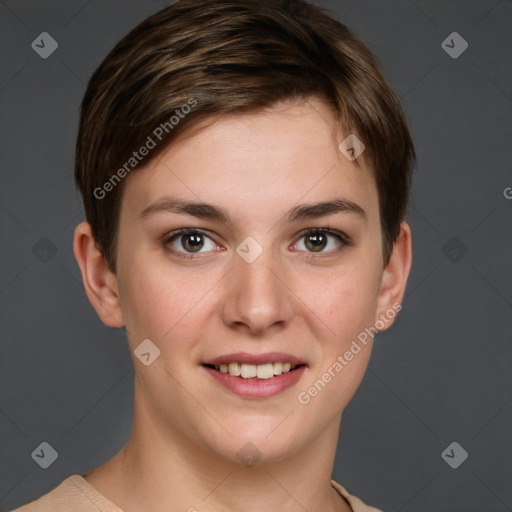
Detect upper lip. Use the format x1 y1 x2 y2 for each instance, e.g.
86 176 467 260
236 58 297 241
202 352 307 366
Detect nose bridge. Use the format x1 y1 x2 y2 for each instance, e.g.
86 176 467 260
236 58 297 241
221 239 292 334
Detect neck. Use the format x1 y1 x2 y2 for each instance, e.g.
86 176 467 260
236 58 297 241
84 387 352 512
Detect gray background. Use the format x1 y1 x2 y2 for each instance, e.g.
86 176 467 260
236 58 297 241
1 0 511 510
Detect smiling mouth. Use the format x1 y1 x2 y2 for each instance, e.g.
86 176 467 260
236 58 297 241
202 362 306 379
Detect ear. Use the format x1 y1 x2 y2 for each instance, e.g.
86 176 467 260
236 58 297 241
73 221 125 328
375 221 412 330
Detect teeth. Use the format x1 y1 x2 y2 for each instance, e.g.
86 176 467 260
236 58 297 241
228 362 241 376
256 363 274 379
273 362 283 375
241 363 257 378
213 362 299 379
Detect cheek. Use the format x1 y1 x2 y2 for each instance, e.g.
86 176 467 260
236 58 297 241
116 254 217 351
296 269 379 419
117 267 169 341
310 262 382 341
296 258 381 406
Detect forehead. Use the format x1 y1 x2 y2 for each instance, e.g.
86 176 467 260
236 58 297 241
120 98 379 227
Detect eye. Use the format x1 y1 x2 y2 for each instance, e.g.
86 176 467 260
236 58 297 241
164 229 219 257
163 227 352 260
293 228 351 255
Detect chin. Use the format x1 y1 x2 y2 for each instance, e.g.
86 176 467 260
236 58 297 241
210 427 306 467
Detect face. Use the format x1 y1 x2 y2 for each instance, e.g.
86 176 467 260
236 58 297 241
104 97 404 464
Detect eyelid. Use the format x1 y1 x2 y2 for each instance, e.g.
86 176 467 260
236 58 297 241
295 227 352 244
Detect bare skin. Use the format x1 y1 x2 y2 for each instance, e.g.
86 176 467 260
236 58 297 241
74 96 412 512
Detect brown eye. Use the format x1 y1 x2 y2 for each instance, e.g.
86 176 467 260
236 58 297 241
180 232 204 252
304 232 328 252
294 228 351 256
165 229 218 256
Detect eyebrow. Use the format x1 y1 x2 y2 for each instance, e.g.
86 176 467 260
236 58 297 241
140 197 366 224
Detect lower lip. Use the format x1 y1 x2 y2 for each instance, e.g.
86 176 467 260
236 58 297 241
202 365 307 399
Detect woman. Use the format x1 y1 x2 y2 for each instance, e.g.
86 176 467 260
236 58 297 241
13 0 414 510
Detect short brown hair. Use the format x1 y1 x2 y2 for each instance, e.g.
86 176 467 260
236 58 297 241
75 0 415 271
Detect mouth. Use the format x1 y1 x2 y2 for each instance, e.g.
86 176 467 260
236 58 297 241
201 352 308 399
202 361 306 379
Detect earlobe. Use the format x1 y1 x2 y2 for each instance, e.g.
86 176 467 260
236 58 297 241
375 222 412 330
73 221 125 328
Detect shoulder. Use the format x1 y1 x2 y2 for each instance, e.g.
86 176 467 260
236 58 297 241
9 475 122 512
331 479 384 512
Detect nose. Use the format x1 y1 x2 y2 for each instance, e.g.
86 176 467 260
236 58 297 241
219 244 294 336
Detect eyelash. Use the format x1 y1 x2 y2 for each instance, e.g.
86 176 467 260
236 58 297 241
163 227 354 260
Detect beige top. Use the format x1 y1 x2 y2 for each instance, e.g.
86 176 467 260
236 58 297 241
11 475 382 512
